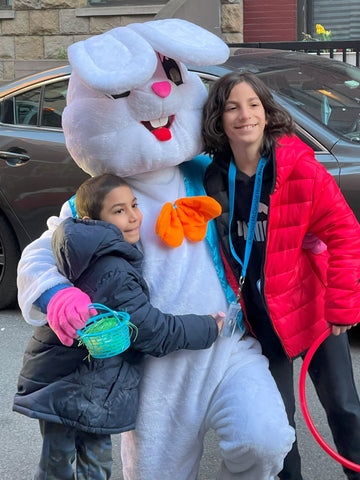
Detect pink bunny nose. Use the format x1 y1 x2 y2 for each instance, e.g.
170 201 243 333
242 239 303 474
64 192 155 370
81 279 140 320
151 81 171 98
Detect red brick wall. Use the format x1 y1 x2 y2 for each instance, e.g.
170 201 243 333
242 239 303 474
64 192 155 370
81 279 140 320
243 0 297 42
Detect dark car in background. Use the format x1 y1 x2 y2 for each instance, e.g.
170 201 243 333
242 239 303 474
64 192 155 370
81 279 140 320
0 48 360 309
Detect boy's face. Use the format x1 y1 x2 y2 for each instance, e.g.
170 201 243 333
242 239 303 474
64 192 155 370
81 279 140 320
100 185 143 244
222 81 266 154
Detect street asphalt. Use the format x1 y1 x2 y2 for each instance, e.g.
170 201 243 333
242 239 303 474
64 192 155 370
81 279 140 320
1 308 359 479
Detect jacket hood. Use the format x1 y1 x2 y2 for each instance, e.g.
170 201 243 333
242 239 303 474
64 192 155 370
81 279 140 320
52 217 143 283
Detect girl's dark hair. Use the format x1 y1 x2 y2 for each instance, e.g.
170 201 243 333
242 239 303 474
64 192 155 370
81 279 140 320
75 174 129 219
202 71 295 157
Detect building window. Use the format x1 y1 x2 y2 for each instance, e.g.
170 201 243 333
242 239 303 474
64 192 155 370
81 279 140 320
0 0 11 8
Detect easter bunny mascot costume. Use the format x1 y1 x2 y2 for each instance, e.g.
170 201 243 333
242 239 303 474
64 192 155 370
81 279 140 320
17 19 294 480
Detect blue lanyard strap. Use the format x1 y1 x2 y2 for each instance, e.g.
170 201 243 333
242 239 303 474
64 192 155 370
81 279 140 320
228 156 267 294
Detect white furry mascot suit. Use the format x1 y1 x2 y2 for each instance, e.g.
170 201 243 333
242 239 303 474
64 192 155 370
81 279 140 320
17 19 294 480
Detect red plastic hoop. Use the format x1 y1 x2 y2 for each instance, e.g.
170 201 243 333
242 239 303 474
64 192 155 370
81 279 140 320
299 327 360 472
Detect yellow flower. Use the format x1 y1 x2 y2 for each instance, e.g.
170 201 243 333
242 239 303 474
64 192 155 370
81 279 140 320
302 23 332 42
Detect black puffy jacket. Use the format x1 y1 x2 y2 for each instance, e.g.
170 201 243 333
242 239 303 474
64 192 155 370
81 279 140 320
13 218 218 434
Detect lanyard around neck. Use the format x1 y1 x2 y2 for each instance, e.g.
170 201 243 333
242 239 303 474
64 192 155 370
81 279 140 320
228 156 267 294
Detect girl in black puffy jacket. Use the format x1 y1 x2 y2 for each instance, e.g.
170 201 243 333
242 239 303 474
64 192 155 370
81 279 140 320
13 173 223 480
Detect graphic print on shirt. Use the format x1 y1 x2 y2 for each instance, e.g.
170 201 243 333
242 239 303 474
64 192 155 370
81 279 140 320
236 202 269 243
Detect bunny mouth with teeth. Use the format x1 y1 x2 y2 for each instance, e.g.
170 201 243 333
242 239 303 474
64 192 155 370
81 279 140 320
141 115 175 141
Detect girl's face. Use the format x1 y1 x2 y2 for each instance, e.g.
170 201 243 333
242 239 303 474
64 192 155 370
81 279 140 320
100 185 143 244
222 81 266 152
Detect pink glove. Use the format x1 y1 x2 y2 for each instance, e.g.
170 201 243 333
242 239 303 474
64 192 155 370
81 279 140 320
47 287 96 346
302 233 327 254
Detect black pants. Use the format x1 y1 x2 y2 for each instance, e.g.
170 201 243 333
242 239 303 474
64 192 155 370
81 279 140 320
263 333 360 480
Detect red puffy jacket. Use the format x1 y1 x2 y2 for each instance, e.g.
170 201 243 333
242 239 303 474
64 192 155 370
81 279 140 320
220 135 360 358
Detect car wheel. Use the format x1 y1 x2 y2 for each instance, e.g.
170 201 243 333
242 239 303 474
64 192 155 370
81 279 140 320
0 214 20 309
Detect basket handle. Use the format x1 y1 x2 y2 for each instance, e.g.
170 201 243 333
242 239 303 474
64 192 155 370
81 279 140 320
88 303 116 316
87 303 131 326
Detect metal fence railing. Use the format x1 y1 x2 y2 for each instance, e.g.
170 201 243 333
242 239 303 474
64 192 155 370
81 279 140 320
227 40 360 67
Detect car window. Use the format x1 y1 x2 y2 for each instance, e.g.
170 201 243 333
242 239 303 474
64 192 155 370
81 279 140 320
257 63 360 143
0 97 14 124
15 88 41 125
42 80 67 127
0 79 67 128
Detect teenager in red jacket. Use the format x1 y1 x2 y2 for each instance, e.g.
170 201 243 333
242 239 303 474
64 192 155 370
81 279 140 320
202 71 360 480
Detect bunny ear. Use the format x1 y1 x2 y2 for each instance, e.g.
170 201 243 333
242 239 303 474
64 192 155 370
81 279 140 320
129 18 229 66
67 26 157 94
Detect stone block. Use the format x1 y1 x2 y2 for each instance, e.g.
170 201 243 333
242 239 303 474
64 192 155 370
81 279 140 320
30 9 59 34
222 4 243 33
15 36 43 59
3 60 15 81
73 34 91 43
44 35 75 58
14 0 86 7
0 36 15 59
60 9 89 35
1 11 30 36
13 0 42 10
222 32 244 45
89 16 122 34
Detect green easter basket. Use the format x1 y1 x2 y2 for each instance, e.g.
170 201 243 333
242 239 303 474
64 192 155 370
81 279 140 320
77 303 136 358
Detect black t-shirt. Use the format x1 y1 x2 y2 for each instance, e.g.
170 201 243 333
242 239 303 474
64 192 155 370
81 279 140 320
230 158 273 339
205 152 285 355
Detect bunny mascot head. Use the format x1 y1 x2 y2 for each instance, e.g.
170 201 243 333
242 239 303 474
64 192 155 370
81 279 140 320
17 18 294 480
62 19 229 178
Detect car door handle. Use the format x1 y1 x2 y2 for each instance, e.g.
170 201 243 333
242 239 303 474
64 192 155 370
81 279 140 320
0 150 30 166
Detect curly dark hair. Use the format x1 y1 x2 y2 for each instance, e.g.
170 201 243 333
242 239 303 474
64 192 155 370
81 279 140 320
75 174 129 220
202 71 295 157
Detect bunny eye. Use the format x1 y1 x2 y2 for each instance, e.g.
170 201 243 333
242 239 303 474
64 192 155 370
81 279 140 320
161 57 183 86
109 91 130 99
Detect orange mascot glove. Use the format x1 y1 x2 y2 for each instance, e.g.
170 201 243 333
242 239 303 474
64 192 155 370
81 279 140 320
156 196 222 248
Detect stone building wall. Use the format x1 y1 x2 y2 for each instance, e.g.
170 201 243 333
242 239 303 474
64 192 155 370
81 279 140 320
0 0 243 82
221 0 243 45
